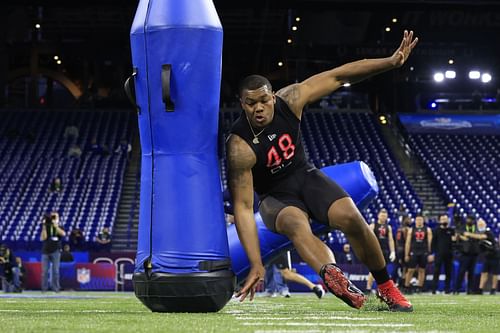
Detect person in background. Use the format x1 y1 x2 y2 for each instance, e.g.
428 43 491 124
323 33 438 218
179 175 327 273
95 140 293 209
430 214 456 294
455 215 481 294
473 218 499 294
366 208 396 294
404 215 432 293
50 177 62 193
40 212 65 293
95 227 112 252
394 215 411 287
336 243 359 265
265 251 325 299
60 244 75 263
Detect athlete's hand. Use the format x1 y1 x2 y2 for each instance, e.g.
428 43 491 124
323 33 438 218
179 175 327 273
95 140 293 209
235 264 265 302
391 30 418 68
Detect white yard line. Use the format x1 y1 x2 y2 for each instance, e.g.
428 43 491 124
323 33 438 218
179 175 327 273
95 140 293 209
243 322 414 328
236 316 382 321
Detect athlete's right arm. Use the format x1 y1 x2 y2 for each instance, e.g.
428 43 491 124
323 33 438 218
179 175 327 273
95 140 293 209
226 134 265 301
404 228 412 262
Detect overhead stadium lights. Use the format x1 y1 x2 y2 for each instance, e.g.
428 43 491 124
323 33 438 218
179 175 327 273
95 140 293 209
35 23 41 29
448 59 454 65
385 27 391 32
433 72 444 82
287 38 292 44
392 18 398 23
445 70 456 79
278 61 283 67
469 70 481 80
295 17 301 22
292 26 297 31
481 73 492 83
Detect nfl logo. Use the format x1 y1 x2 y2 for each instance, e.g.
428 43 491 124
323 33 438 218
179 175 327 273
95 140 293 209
77 268 91 284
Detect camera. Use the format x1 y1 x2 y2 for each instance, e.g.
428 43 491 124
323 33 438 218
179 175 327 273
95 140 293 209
43 214 53 226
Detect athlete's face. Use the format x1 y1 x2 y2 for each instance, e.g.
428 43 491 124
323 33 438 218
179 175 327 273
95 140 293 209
240 85 276 128
415 216 424 227
378 211 388 224
439 215 449 227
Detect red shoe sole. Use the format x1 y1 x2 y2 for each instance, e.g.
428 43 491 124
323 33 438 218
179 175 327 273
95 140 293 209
323 266 366 309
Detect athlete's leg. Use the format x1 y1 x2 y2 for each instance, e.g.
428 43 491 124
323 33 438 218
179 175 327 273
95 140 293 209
276 206 363 308
366 273 374 291
327 197 385 270
275 206 334 273
280 268 315 290
417 267 426 288
326 197 411 311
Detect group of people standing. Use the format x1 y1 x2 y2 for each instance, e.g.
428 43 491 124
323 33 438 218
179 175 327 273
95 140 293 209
366 208 499 295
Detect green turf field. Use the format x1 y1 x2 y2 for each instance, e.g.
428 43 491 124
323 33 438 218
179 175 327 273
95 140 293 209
1 292 499 332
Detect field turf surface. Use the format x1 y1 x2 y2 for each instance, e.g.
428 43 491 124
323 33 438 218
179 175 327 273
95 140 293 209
1 291 499 332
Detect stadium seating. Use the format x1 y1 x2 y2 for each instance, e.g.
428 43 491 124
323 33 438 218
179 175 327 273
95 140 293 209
0 109 133 250
219 109 423 249
408 133 499 233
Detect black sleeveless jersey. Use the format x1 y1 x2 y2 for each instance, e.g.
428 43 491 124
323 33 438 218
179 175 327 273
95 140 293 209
410 226 429 255
229 96 308 195
395 226 408 251
374 223 390 253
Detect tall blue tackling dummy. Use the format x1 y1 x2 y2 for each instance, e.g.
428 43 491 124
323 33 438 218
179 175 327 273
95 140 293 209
129 0 234 312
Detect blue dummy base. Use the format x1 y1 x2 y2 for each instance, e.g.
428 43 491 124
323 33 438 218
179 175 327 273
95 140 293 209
133 270 235 313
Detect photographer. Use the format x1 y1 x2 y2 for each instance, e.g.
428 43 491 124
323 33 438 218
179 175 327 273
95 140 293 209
40 212 66 292
0 244 21 293
476 218 499 294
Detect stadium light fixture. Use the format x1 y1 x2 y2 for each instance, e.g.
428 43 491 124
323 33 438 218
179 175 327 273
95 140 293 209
445 70 456 79
392 18 398 23
35 23 41 29
53 55 59 60
433 72 444 82
481 73 492 83
295 17 301 22
469 70 481 80
343 83 351 87
385 27 391 32
448 59 454 65
278 61 283 67
292 26 297 31
287 38 292 44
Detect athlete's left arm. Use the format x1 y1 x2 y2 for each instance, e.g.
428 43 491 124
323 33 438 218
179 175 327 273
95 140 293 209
276 30 418 118
388 225 395 252
388 225 396 262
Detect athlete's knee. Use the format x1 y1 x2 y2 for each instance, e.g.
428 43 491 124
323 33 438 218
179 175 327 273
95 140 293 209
275 208 310 239
329 208 367 235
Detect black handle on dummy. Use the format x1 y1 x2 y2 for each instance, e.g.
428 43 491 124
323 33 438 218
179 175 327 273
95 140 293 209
162 64 175 112
123 68 141 114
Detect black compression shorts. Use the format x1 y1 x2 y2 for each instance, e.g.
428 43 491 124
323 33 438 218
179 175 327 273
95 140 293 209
259 166 349 233
408 253 428 269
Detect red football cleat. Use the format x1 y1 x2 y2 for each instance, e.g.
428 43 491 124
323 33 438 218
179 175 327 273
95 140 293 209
377 279 413 312
320 263 366 309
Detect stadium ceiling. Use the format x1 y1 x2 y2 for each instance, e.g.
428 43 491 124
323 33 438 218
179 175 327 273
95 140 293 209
2 0 499 92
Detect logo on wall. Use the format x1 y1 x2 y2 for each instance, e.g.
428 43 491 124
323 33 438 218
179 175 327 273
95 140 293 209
77 268 91 284
420 117 472 130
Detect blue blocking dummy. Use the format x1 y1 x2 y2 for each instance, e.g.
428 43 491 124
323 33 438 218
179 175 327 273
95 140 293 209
129 0 234 312
227 161 379 283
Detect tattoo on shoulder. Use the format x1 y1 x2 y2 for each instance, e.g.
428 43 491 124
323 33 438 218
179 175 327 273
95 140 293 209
277 84 300 107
